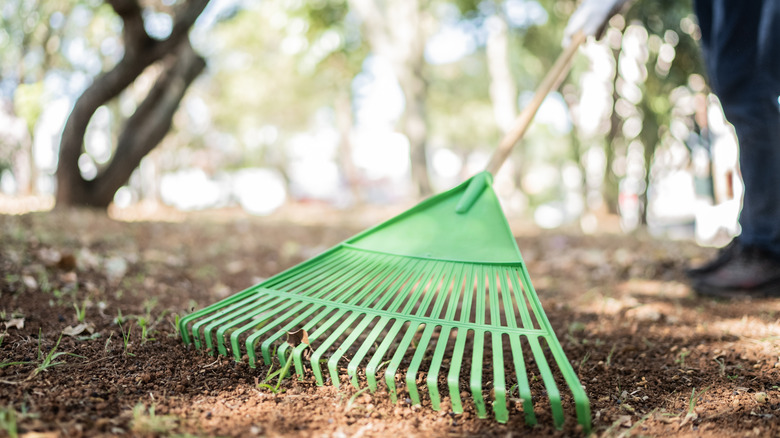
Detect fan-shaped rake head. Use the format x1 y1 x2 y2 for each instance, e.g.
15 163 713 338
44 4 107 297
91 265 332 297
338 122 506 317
179 173 590 432
179 246 590 430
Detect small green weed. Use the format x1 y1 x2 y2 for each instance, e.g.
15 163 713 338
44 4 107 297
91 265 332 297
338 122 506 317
170 314 181 337
579 351 591 370
34 332 76 376
257 330 310 393
104 332 113 353
0 406 17 438
114 309 125 325
118 322 134 356
0 360 30 369
679 386 710 428
37 271 51 293
73 300 87 322
605 345 617 367
346 387 370 410
675 350 691 368
131 404 178 435
257 347 295 393
142 297 158 316
137 316 154 345
714 357 726 376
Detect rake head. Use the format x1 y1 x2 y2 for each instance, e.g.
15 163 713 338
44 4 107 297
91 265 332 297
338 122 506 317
179 172 590 431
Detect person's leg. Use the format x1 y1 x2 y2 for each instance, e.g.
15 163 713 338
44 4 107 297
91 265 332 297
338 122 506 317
690 0 780 297
698 0 780 254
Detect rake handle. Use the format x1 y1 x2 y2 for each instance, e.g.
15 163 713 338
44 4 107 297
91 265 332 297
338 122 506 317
484 31 587 176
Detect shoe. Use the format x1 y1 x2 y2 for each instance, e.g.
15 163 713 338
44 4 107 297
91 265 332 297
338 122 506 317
691 243 780 299
685 238 741 279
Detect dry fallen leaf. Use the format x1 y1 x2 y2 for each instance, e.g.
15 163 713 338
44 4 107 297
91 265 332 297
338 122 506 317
679 411 698 428
286 328 310 347
62 323 96 337
22 275 38 289
104 256 128 284
4 318 24 330
57 252 78 271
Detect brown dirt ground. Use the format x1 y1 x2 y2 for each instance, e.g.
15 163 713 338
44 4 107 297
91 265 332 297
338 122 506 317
1 207 779 437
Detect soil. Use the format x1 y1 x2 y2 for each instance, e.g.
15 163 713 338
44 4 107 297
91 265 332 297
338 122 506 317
1 207 779 437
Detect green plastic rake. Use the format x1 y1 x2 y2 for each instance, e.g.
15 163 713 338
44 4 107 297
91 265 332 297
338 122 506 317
179 33 590 431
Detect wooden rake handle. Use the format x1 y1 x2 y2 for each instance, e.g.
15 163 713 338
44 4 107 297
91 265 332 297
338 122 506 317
484 31 587 176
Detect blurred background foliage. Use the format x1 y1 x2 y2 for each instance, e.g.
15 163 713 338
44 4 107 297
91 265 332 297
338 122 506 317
1 0 735 239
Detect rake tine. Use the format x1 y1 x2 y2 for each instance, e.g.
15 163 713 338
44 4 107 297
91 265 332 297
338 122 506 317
500 270 537 425
307 256 414 384
510 335 536 425
383 261 445 401
215 295 282 357
406 262 455 405
241 300 308 366
211 294 286 356
426 326 450 411
487 270 508 423
310 311 363 386
545 333 592 433
245 252 392 366
521 250 590 431
326 258 417 386
510 268 535 330
547 338 592 433
190 291 260 351
217 258 352 359
448 263 475 413
470 266 488 418
384 321 423 403
348 315 392 389
427 263 465 410
266 247 356 291
405 324 435 405
343 258 421 388
470 329 487 418
180 283 263 345
359 257 434 401
447 328 468 414
349 258 429 389
326 314 378 387
365 319 405 392
528 335 564 428
491 331 508 423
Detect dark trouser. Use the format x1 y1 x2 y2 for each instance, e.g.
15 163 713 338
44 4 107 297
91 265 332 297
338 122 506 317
695 0 780 255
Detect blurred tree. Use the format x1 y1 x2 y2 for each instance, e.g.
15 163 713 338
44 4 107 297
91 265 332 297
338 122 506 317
204 0 366 195
55 0 208 208
0 0 77 194
349 0 434 197
610 0 704 223
486 12 517 134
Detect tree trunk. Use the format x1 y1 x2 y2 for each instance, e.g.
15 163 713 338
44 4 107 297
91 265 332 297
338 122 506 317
603 44 623 214
639 100 659 226
398 65 432 197
55 0 208 209
334 93 362 203
486 14 517 134
348 0 433 198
